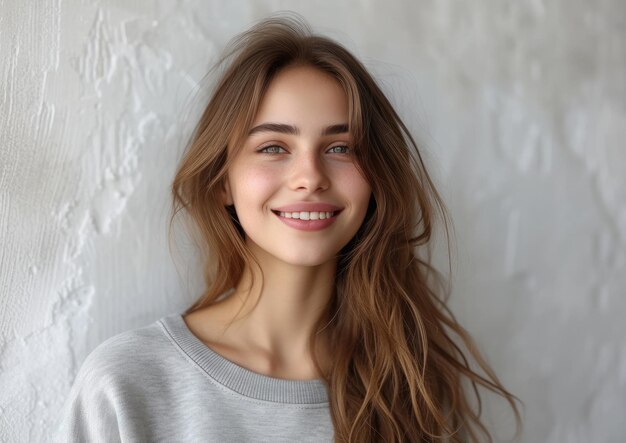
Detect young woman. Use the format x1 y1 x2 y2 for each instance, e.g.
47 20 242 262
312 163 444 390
58 14 522 443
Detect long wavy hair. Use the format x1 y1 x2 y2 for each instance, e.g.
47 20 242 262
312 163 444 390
170 13 523 443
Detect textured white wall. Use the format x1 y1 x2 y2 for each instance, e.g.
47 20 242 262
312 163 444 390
1 1 624 441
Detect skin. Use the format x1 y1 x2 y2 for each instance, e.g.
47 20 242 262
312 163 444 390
184 64 372 380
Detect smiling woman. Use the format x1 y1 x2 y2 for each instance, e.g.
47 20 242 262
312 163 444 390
57 12 523 443
218 64 371 264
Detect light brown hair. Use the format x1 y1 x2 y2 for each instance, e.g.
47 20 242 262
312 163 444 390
170 13 523 442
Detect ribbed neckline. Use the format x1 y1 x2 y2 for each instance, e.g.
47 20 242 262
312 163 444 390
159 314 329 405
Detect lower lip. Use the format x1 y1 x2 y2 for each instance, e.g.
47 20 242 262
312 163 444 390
273 211 341 231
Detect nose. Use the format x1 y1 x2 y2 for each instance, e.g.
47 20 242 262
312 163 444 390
288 148 330 192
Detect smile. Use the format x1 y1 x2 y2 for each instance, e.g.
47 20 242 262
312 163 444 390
271 209 342 231
276 210 336 219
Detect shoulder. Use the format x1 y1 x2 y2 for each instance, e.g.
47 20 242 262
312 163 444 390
72 317 177 393
56 318 176 442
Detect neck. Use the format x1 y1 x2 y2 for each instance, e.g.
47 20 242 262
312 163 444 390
217 239 336 375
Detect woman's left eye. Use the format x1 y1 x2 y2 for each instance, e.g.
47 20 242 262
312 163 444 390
327 145 350 154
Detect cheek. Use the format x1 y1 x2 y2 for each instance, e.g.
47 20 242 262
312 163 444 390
230 165 277 204
341 168 372 201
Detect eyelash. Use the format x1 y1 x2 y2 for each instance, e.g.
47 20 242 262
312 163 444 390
258 145 351 155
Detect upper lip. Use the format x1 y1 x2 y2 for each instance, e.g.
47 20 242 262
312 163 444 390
272 202 343 212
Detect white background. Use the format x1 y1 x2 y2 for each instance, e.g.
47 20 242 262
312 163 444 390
1 1 625 441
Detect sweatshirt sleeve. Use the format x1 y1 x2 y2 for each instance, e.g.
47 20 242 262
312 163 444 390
55 346 123 443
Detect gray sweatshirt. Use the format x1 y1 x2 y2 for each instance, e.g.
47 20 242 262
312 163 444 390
56 314 334 442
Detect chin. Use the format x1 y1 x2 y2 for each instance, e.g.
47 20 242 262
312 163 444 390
247 237 341 267
277 252 337 267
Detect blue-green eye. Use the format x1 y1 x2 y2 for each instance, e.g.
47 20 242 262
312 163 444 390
328 145 350 154
259 145 286 154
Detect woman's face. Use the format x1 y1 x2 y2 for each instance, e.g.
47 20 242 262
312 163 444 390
222 64 372 267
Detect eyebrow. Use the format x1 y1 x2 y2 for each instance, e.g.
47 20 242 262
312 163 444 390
247 123 349 137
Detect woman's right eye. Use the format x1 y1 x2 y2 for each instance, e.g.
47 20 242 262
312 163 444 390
258 145 285 154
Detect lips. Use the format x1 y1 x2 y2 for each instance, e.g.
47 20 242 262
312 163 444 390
272 209 341 231
271 208 343 216
271 202 343 212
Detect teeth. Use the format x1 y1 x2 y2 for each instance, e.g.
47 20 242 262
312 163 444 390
279 211 336 220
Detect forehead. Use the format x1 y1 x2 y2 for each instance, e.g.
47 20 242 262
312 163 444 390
252 65 349 126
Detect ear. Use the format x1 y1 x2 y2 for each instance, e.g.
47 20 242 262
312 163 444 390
221 177 233 206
